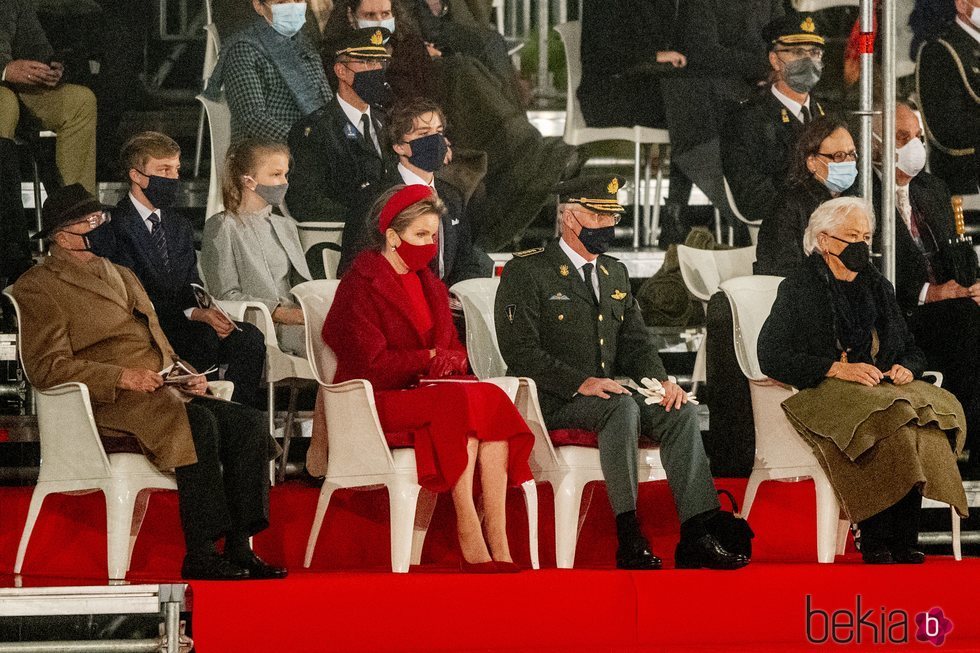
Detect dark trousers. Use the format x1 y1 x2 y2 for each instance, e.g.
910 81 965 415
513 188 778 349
909 298 980 458
858 488 922 551
164 317 266 407
175 398 271 551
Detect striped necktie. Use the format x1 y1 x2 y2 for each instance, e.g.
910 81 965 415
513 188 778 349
147 212 171 271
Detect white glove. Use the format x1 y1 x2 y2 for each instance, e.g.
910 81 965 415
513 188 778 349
637 376 699 406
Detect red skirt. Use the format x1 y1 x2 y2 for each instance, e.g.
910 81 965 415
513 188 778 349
375 382 534 493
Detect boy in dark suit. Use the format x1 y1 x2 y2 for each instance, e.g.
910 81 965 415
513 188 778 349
89 131 265 406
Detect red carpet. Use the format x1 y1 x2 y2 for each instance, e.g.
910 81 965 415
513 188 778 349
3 478 977 651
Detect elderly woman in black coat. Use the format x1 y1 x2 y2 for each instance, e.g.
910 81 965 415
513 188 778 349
758 196 967 564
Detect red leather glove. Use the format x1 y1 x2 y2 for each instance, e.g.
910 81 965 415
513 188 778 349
428 349 469 378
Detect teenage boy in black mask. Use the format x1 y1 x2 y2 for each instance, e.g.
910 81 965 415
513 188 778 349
337 97 491 285
286 27 398 225
89 131 266 406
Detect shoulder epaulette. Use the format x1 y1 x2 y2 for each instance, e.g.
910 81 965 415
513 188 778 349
513 247 544 258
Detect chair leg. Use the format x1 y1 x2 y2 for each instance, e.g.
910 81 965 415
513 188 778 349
814 474 841 563
952 506 962 561
387 478 423 573
410 488 438 566
553 476 589 569
14 489 48 574
642 145 653 245
276 382 300 484
521 480 540 570
650 144 667 246
193 105 206 179
267 380 276 439
105 483 140 580
632 140 641 249
126 489 154 574
713 208 723 244
691 339 707 395
835 518 850 556
304 481 339 568
739 472 763 520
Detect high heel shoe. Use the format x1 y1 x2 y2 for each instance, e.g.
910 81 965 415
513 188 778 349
460 560 500 573
492 561 521 573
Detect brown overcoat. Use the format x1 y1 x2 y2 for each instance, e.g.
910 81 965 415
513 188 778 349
11 250 198 470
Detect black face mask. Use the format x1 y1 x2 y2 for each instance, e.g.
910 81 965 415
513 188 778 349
829 235 870 272
352 68 392 107
406 132 448 172
138 172 180 209
577 224 616 255
58 223 106 252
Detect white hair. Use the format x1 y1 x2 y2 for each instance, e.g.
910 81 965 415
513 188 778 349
802 196 875 255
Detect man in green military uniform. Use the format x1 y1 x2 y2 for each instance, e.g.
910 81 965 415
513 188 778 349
495 175 749 571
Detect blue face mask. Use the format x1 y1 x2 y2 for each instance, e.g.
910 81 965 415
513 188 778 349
821 161 857 194
269 1 307 37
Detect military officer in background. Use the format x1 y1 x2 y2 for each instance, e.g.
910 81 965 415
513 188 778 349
915 0 980 195
722 12 827 224
495 175 749 571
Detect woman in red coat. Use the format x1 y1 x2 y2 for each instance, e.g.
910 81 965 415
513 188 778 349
323 184 534 572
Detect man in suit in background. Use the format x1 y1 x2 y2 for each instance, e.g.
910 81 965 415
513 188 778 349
14 184 284 580
338 97 492 287
287 28 397 224
495 175 749 571
89 131 265 406
722 12 827 225
872 102 980 474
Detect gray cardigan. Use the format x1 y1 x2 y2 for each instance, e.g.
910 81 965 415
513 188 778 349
201 207 311 313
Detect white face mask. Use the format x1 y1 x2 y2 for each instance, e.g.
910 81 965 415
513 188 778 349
896 138 927 178
357 17 396 33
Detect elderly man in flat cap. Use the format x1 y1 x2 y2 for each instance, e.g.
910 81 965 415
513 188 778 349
495 175 749 571
11 184 286 581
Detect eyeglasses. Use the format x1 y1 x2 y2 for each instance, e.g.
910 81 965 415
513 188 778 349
64 211 111 232
816 150 859 163
571 209 621 227
774 46 824 61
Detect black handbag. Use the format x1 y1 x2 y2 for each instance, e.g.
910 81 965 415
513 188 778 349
707 489 755 559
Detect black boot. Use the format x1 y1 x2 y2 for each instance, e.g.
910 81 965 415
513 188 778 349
675 510 749 570
858 510 895 564
225 532 288 579
615 511 662 570
890 490 926 564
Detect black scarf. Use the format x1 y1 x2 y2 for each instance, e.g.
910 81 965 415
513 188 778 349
810 254 878 364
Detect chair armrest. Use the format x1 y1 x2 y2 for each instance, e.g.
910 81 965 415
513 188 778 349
514 377 560 474
214 299 278 347
319 378 398 478
923 371 944 388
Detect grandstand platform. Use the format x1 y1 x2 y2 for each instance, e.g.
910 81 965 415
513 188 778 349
3 478 979 651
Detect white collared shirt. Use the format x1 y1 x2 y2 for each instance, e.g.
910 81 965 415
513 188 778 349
956 16 980 46
337 95 381 155
890 183 931 306
559 237 600 299
771 84 812 123
129 192 197 318
397 162 445 278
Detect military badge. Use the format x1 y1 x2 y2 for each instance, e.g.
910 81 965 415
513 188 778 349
800 17 816 33
304 126 312 137
344 123 360 140
607 177 619 194
371 29 385 45
611 290 627 301
599 264 609 276
559 264 570 277
548 293 571 301
506 304 516 323
781 108 790 124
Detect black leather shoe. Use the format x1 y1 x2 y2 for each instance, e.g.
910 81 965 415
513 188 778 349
861 546 895 565
616 533 663 570
675 534 749 570
181 552 250 580
891 547 926 564
228 551 289 579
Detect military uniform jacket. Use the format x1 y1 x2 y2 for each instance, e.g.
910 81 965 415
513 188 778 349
722 89 825 223
495 239 668 418
285 98 397 222
916 23 980 194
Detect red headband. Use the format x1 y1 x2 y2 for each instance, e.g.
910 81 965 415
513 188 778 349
378 184 434 233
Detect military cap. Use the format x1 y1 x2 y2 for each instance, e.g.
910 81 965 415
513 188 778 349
556 174 626 214
333 27 392 60
765 12 824 50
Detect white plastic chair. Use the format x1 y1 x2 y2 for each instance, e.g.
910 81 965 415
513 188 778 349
720 275 962 562
451 278 666 568
676 245 756 392
554 21 671 247
292 280 539 572
296 222 346 280
4 288 177 580
193 21 221 179
196 93 231 220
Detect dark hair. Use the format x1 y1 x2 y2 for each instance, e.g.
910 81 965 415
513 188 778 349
360 184 446 252
787 116 852 186
322 0 420 48
386 97 446 145
909 0 957 58
222 138 291 214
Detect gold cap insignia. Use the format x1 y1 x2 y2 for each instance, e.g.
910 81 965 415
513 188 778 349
559 264 570 277
611 290 627 301
371 30 384 45
607 177 619 194
800 17 815 33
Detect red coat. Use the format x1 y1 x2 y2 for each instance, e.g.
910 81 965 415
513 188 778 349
323 250 465 391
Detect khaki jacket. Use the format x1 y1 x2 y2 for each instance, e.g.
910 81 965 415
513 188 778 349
11 251 197 469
